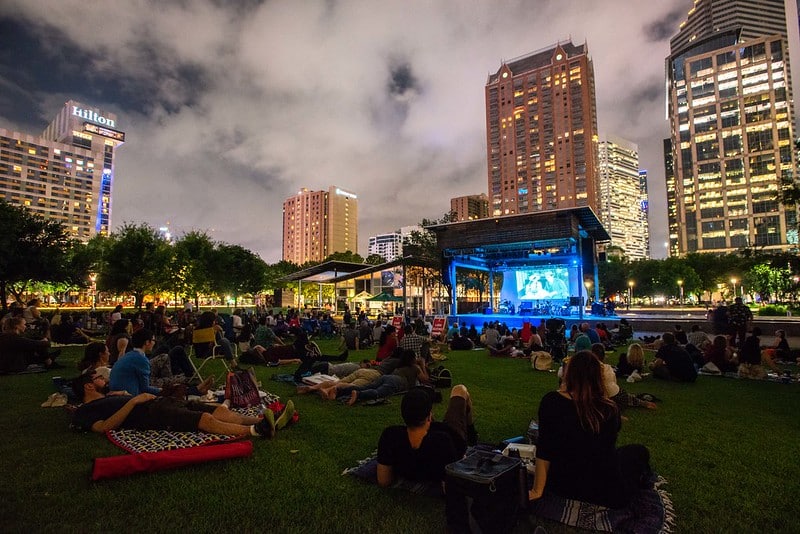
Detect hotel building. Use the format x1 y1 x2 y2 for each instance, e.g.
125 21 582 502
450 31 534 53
666 0 799 254
485 40 600 216
367 225 422 262
0 100 125 240
282 186 358 264
598 137 650 260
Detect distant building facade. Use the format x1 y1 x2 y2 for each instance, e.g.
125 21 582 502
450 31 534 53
485 40 600 216
367 225 422 262
282 186 358 264
666 0 799 254
597 137 649 260
0 100 125 240
450 193 489 221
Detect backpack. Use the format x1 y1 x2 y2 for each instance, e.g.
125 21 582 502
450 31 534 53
430 366 452 388
445 450 527 534
224 367 261 408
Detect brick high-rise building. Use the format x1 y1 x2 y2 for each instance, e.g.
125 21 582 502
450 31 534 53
666 0 799 254
485 41 600 216
450 193 489 221
0 100 125 240
282 186 358 264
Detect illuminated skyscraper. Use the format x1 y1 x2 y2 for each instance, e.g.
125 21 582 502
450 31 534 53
598 137 649 260
282 186 358 264
666 0 799 253
0 100 125 239
485 40 600 216
450 193 489 221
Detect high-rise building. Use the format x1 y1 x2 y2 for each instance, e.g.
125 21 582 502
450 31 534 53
282 186 358 264
485 40 600 216
0 100 125 240
666 0 799 254
597 137 649 260
450 193 489 221
367 225 422 262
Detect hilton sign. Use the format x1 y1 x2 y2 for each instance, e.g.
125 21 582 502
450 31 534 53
72 106 116 128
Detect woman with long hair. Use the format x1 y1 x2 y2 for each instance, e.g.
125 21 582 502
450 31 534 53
106 319 130 365
616 343 645 377
375 325 398 361
529 350 652 508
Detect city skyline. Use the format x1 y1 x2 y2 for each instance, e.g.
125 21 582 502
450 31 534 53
0 1 727 262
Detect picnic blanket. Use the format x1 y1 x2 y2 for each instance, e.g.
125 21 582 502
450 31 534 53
105 405 266 453
343 452 675 533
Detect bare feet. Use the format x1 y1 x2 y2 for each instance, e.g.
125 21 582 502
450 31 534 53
197 376 215 395
347 390 358 406
296 386 311 395
322 387 337 400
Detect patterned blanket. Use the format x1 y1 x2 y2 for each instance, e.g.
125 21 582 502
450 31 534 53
344 452 675 533
105 402 275 454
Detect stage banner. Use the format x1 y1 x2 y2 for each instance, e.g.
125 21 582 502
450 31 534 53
431 316 447 339
391 315 404 329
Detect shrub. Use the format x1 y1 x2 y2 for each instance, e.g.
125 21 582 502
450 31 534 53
759 304 788 316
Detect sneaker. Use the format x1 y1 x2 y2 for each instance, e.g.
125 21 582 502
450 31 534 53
255 408 276 438
275 400 295 430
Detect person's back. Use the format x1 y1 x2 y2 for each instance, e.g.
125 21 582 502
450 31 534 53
654 333 697 382
342 326 359 350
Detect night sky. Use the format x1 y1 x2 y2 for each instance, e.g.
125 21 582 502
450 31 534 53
0 0 693 261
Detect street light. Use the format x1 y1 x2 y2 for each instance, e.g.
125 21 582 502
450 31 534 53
628 280 635 308
677 279 684 306
730 277 738 299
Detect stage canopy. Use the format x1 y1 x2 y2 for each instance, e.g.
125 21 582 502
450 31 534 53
427 207 610 317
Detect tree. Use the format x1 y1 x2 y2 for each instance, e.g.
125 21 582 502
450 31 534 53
0 201 78 311
100 223 171 309
365 254 386 265
213 245 268 307
597 256 628 297
172 231 216 308
323 250 364 264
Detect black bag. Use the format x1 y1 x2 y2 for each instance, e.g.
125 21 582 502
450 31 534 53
445 450 526 534
430 366 452 388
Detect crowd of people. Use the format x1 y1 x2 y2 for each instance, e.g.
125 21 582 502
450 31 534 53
2 296 798 530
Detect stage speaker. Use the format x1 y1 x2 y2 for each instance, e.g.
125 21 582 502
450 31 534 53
569 297 582 306
599 252 607 262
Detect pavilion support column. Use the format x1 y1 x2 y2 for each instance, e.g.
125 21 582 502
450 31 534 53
450 261 457 316
489 266 495 313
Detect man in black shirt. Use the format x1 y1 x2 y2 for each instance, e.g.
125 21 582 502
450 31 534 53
652 332 697 382
377 385 473 487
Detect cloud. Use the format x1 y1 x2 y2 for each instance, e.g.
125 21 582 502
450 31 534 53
0 0 691 261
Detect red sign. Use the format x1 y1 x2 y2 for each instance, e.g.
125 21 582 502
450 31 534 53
391 315 404 329
431 316 447 339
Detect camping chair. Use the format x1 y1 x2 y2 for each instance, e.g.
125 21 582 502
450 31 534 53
188 327 233 381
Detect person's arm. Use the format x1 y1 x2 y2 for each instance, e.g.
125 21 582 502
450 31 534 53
376 463 394 488
90 393 156 432
116 337 129 357
528 458 550 500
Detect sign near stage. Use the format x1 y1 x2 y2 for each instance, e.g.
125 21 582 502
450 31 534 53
431 316 447 340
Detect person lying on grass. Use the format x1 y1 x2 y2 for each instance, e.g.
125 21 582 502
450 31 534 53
296 360 379 400
337 349 430 406
71 370 293 438
376 385 474 488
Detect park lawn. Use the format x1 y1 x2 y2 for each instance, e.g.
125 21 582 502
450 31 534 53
0 339 798 533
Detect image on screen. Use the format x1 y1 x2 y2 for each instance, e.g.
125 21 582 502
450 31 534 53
515 267 570 300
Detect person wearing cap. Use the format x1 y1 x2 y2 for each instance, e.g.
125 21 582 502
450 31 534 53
376 385 475 488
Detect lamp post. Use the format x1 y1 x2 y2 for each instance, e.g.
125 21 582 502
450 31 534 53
677 279 683 306
730 277 738 299
89 273 97 310
628 280 634 309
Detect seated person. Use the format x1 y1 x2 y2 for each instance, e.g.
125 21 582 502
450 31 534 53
71 370 278 438
529 351 652 509
616 343 645 377
195 311 234 361
703 335 737 373
591 344 655 410
687 324 710 350
764 329 791 362
340 323 360 351
673 325 689 345
651 332 697 382
377 385 473 488
488 337 523 358
51 314 92 344
375 326 398 361
613 319 634 343
78 342 112 380
524 333 545 353
738 327 780 378
109 329 162 396
252 317 295 361
106 319 131 366
0 316 59 373
291 327 348 382
449 332 474 351
358 320 373 347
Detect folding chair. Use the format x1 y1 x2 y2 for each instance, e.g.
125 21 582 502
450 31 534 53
189 327 233 382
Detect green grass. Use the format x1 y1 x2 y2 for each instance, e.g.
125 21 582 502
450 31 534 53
1 340 798 533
